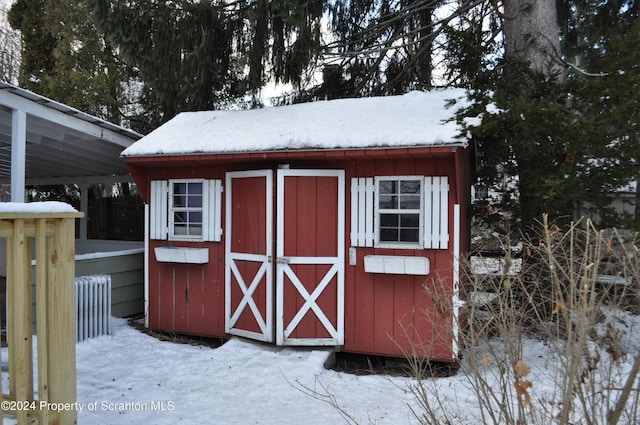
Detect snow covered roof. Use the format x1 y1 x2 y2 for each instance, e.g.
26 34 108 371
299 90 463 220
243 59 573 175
121 89 470 158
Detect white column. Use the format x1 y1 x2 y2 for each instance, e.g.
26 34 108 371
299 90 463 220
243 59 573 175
10 109 26 202
79 184 90 240
451 204 464 359
144 203 149 328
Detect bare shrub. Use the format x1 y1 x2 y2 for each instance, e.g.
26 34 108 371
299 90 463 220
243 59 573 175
411 216 640 425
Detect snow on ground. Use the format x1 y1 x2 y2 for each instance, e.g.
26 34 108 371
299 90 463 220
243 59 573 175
3 308 639 424
74 320 418 425
75 310 640 425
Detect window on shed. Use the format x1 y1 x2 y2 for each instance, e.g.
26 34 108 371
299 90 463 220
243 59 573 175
376 177 423 247
351 175 449 250
150 179 223 242
170 180 204 239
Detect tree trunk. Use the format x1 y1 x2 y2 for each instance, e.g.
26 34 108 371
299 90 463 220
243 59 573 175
635 177 640 224
502 0 565 234
503 0 564 78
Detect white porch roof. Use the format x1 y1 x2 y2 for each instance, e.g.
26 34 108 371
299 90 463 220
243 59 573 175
0 82 143 191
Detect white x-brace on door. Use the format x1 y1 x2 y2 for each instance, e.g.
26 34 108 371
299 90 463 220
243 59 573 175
275 169 345 346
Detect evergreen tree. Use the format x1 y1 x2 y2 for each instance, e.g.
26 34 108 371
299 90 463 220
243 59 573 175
459 0 640 231
8 0 136 126
462 64 577 230
296 0 445 100
83 0 328 125
570 13 640 227
8 0 56 92
439 1 501 87
46 0 135 125
83 0 246 129
247 0 326 93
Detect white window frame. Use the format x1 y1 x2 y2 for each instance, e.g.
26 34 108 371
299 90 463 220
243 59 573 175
168 178 208 241
374 176 424 249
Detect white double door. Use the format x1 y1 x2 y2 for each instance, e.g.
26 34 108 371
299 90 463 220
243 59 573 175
225 169 345 346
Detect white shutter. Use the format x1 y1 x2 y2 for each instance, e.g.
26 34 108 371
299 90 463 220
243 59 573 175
150 180 168 240
424 176 449 249
206 179 223 242
350 177 374 247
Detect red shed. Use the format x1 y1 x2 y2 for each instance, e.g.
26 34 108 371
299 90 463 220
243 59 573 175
122 89 473 362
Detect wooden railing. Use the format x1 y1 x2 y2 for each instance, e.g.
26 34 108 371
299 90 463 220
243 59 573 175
1 208 82 425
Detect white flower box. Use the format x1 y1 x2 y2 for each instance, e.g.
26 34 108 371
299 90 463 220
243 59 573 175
363 255 430 275
154 247 209 264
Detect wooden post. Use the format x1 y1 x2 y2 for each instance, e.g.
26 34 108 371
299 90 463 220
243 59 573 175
0 208 82 425
35 218 49 425
11 218 33 425
4 234 12 399
47 216 77 425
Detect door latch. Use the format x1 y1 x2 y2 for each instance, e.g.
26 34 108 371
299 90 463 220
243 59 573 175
276 256 290 264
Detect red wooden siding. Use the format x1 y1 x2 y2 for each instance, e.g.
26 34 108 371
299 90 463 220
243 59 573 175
128 147 471 361
341 157 458 360
148 240 225 337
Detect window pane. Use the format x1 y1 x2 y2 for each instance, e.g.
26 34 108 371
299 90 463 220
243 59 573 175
187 182 203 194
173 195 186 208
399 195 420 209
399 228 419 242
187 194 202 208
173 182 186 194
400 180 420 194
174 211 187 223
189 226 203 236
379 195 397 209
379 180 396 194
400 213 419 227
380 214 399 227
188 211 202 224
380 228 398 241
174 224 188 235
